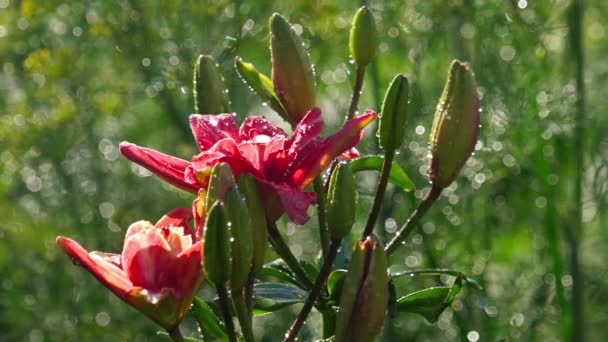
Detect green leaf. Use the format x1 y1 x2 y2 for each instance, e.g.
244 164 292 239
390 269 482 290
327 269 347 302
349 156 415 191
257 266 301 288
396 277 463 323
191 297 228 340
253 282 308 316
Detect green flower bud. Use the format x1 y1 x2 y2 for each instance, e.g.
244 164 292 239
205 163 235 211
235 57 289 122
378 74 409 152
270 13 316 124
349 6 377 67
236 173 268 272
193 54 231 114
224 188 253 291
335 235 388 342
429 60 480 189
203 201 231 285
326 162 357 239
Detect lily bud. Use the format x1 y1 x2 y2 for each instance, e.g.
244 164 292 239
203 201 231 285
193 54 231 114
335 235 388 342
236 173 268 272
205 162 235 211
349 6 377 67
235 57 289 122
326 162 357 239
428 60 480 189
270 13 316 124
378 74 409 152
224 187 253 290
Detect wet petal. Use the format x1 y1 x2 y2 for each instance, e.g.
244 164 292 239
239 116 287 141
284 107 324 153
190 138 260 187
288 110 376 189
56 237 133 301
155 207 194 236
190 114 239 151
256 179 316 225
119 142 199 193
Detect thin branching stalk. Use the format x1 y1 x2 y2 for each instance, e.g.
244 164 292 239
217 284 237 342
346 66 366 121
167 326 184 342
314 178 330 258
385 186 442 255
283 239 341 342
362 152 394 237
233 289 254 342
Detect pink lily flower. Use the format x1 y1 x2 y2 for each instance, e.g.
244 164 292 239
120 107 376 224
56 208 203 330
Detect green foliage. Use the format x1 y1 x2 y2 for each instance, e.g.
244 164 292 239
1 1 607 341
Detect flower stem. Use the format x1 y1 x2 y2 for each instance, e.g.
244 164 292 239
233 289 255 342
283 239 341 342
385 186 442 255
267 222 314 290
314 177 330 258
245 267 255 313
167 326 184 342
322 309 336 339
362 152 394 238
346 65 366 121
217 284 238 342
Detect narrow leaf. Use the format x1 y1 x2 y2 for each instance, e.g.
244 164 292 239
253 283 308 316
191 297 228 340
349 156 415 191
257 266 302 288
396 277 463 323
327 269 347 302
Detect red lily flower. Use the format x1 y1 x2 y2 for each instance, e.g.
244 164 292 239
120 107 376 224
56 208 203 330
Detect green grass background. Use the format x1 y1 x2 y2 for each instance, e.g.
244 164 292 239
1 0 607 341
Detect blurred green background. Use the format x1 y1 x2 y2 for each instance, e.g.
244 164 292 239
1 0 607 341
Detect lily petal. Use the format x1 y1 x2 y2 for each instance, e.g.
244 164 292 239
256 178 317 225
288 110 376 189
119 142 199 193
155 207 194 236
56 236 133 302
189 114 239 151
239 116 287 141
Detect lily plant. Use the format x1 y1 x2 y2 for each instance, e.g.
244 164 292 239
57 7 482 342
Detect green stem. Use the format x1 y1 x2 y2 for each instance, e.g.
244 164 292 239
267 222 314 290
567 0 585 341
168 326 184 342
283 239 341 342
233 289 255 342
314 177 330 258
217 284 237 342
245 267 256 313
346 65 366 121
385 186 442 255
322 310 336 339
362 152 395 237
